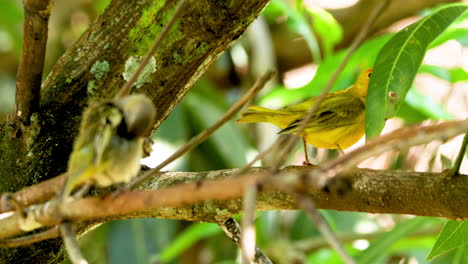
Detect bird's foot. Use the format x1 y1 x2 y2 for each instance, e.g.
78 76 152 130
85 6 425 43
302 160 316 166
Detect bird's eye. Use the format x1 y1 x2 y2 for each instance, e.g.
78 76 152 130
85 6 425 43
368 72 372 77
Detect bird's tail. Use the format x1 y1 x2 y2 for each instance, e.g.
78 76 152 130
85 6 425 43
236 106 295 129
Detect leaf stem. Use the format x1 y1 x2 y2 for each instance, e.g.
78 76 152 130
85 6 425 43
452 131 468 175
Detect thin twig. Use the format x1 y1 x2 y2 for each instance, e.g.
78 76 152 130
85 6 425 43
114 0 188 99
241 184 258 263
220 218 272 264
453 131 468 176
59 223 87 264
14 0 53 124
127 70 275 190
0 226 59 248
294 193 356 264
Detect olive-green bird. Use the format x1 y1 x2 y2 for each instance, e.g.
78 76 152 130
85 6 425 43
61 94 156 199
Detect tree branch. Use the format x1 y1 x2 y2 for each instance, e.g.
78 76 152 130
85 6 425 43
14 0 52 125
0 167 467 242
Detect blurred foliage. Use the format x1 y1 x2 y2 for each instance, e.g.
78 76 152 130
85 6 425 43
1 0 468 263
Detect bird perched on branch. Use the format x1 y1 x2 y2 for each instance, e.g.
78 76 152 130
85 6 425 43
61 94 156 199
237 69 373 165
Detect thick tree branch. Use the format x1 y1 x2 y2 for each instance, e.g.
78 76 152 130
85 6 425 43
0 167 467 242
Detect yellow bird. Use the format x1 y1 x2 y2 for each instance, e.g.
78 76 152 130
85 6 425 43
237 69 373 165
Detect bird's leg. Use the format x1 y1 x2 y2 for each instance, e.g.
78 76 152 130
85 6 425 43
337 144 345 155
302 137 313 166
72 183 92 199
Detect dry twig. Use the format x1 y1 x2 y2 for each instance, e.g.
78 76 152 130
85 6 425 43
14 0 53 125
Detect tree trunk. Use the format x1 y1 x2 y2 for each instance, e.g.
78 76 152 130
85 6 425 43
0 0 270 262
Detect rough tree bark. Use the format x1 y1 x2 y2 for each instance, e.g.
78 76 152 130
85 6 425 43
0 0 269 262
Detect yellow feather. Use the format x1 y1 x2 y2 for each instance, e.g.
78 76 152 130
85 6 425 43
237 69 373 151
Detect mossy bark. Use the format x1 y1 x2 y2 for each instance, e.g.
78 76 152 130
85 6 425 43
0 0 270 262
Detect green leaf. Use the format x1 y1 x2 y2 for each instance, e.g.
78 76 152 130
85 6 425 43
419 64 451 81
157 223 221 262
304 7 343 58
431 244 468 264
0 0 23 55
267 0 321 62
395 101 429 124
427 220 468 260
420 65 468 83
365 3 468 139
430 28 468 48
356 217 431 264
184 91 249 168
450 67 468 83
403 87 453 120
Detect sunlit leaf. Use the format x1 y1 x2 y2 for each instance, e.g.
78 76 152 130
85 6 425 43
430 28 468 48
450 67 468 82
431 244 468 264
403 87 453 120
420 64 468 83
304 7 343 58
427 220 468 260
266 0 321 62
366 3 468 139
357 217 432 264
157 223 221 262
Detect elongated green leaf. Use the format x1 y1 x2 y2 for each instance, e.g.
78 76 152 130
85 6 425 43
357 217 431 264
430 28 468 48
157 223 221 262
366 3 468 139
431 245 468 264
450 67 468 82
266 0 321 62
404 87 453 120
420 65 468 83
419 64 451 81
304 7 343 58
184 91 249 168
427 220 468 260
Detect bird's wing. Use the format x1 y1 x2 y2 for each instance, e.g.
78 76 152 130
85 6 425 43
278 95 364 134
